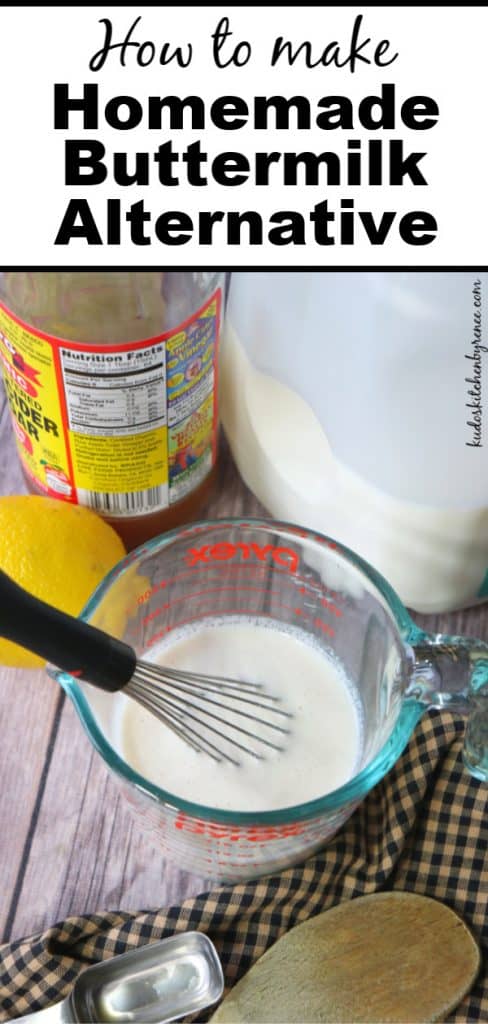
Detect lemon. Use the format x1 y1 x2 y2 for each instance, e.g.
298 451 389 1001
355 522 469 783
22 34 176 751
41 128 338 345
0 496 126 668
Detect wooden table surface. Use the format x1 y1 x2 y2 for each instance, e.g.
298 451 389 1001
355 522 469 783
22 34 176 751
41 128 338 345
1 384 488 946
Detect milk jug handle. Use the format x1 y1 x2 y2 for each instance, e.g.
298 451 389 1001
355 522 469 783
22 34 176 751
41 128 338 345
406 633 488 782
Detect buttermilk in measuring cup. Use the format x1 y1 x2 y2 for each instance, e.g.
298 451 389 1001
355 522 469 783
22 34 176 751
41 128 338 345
120 619 363 812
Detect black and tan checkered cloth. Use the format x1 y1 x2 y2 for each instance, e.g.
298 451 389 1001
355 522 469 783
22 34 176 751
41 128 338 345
0 712 486 1022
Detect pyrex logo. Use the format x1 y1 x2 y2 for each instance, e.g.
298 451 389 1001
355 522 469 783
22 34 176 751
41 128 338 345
185 541 299 573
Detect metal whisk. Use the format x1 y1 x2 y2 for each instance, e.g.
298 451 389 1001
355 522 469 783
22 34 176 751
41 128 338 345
0 569 292 766
126 663 291 765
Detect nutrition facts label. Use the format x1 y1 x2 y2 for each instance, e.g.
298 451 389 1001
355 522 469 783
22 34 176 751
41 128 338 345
0 289 221 516
59 343 167 437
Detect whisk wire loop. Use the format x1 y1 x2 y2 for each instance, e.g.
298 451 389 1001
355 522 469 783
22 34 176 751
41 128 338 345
126 659 293 765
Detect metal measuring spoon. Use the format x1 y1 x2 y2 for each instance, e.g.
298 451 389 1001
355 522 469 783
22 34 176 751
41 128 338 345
17 932 224 1023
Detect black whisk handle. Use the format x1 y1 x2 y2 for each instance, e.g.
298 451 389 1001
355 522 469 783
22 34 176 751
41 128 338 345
0 569 136 691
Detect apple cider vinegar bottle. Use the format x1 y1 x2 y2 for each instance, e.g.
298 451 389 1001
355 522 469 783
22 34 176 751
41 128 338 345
0 271 224 548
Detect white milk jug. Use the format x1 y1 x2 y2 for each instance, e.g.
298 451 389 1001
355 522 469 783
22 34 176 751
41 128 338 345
221 272 488 613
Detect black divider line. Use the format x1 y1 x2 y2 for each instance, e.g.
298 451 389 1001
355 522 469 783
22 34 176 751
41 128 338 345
2 688 66 942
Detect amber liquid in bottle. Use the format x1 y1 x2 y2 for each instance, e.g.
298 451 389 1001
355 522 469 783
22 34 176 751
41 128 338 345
0 271 223 549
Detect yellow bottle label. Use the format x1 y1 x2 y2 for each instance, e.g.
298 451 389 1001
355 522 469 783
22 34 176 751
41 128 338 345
0 290 221 514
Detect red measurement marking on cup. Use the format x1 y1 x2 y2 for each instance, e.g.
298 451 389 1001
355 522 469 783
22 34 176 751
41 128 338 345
148 594 325 626
142 603 171 625
293 608 335 636
136 565 271 605
145 605 336 647
174 812 307 840
135 578 340 635
136 566 346 605
136 565 268 607
297 584 344 609
141 585 270 626
280 526 309 539
320 597 343 617
137 580 169 605
314 617 335 636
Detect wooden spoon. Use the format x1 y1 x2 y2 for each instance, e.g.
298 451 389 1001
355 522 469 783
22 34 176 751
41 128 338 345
211 892 480 1023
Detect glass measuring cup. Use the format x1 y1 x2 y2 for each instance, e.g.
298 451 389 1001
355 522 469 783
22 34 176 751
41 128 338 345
54 519 488 883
